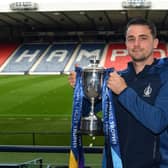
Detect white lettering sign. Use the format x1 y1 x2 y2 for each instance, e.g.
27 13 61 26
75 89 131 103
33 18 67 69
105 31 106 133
15 50 40 62
46 50 68 62
76 49 101 62
154 49 166 58
111 49 128 61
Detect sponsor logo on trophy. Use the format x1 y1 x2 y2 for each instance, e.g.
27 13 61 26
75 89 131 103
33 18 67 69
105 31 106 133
80 57 104 136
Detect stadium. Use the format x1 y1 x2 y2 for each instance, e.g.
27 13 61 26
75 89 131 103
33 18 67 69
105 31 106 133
0 0 167 167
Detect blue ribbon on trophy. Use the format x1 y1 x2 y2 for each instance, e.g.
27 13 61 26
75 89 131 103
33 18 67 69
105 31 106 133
102 68 123 168
69 67 84 168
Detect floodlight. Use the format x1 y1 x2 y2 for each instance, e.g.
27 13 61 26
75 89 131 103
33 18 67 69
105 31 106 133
10 2 38 11
122 0 151 8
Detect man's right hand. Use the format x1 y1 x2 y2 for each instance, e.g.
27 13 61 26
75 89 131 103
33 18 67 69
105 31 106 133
68 71 76 88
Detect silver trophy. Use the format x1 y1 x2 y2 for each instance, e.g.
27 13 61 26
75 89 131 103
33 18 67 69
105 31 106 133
80 57 104 136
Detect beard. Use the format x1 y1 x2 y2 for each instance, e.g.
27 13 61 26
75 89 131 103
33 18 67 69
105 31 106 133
130 49 153 62
132 56 148 62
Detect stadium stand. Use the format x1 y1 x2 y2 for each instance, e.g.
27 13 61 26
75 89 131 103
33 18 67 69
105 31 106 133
0 43 19 66
65 42 106 71
0 42 167 74
30 42 78 74
0 43 49 74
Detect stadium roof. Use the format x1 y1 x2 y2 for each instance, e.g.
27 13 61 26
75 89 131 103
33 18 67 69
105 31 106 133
0 0 167 41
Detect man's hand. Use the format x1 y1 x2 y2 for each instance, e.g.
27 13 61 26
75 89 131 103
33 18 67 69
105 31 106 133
107 71 127 95
68 71 76 88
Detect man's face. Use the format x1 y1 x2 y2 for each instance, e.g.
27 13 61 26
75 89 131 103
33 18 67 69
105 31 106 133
125 25 158 62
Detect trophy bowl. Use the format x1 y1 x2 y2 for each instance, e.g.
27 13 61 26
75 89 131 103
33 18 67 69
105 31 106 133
80 59 104 136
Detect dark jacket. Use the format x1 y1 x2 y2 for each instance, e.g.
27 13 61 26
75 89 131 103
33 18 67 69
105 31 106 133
118 58 168 168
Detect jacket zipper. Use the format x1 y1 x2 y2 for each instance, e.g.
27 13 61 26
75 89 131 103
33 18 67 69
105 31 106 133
153 136 157 160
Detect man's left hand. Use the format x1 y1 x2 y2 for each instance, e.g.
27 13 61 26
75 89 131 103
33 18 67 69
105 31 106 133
107 71 127 95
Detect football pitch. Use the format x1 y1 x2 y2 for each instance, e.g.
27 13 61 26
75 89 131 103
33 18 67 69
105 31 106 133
0 75 73 145
0 75 103 166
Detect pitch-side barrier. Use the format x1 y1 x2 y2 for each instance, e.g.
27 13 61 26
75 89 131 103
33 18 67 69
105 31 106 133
0 145 103 153
0 146 102 167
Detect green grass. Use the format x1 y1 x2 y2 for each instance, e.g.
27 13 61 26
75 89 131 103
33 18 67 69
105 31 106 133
0 75 104 166
0 75 73 144
0 75 73 116
0 75 104 145
0 152 102 167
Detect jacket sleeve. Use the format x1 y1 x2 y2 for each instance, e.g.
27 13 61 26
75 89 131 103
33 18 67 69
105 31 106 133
118 81 168 134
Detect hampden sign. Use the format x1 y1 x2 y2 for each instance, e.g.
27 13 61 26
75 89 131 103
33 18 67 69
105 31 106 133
10 1 38 10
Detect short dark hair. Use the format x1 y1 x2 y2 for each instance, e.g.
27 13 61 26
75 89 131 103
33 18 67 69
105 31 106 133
125 17 157 38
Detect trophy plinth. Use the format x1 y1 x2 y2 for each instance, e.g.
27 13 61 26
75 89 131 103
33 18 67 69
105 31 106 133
79 57 104 136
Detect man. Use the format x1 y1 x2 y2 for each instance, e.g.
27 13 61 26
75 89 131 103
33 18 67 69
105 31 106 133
69 18 168 168
108 18 168 168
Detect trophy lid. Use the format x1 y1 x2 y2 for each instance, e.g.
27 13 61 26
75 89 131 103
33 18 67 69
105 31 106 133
90 58 99 65
83 56 104 71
